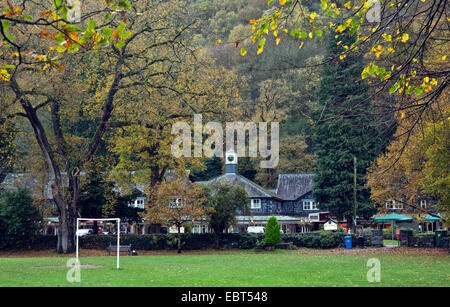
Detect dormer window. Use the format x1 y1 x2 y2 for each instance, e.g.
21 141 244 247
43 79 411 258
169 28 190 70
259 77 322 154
303 201 317 210
170 198 183 209
128 198 145 209
250 199 261 209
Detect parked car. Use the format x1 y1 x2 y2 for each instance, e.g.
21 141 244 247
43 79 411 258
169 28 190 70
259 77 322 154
76 229 93 236
247 226 265 234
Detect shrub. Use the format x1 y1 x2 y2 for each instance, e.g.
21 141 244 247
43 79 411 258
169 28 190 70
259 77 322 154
238 233 260 249
311 235 321 248
29 235 58 250
183 224 192 234
361 228 373 236
4 232 363 251
0 188 42 249
255 239 265 247
414 232 435 236
295 233 317 248
264 216 281 246
182 233 215 250
337 227 346 233
292 232 350 249
319 231 337 249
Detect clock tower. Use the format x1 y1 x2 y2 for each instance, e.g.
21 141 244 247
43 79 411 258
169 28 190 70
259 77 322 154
225 151 238 174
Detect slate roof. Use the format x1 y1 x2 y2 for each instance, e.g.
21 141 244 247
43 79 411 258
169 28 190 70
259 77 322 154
2 171 316 203
0 173 54 199
275 174 315 201
198 173 280 199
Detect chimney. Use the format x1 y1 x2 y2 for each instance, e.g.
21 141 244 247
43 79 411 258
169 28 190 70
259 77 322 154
225 151 238 174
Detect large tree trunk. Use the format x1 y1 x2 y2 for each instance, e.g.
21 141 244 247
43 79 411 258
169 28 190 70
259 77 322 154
56 207 75 253
53 176 79 254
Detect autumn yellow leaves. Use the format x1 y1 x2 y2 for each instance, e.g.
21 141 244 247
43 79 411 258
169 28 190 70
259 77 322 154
1 1 134 79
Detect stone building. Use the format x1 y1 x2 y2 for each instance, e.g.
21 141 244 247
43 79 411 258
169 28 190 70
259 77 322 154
196 151 325 234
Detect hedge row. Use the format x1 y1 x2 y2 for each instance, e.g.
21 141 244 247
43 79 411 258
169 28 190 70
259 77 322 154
1 232 357 251
0 235 57 250
282 232 355 249
79 233 266 250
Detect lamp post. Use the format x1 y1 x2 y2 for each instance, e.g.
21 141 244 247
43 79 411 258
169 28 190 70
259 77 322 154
353 156 357 235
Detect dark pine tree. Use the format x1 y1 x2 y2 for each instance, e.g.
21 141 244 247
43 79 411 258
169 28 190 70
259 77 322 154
238 157 258 181
189 156 223 181
78 162 144 232
312 29 380 231
77 167 105 234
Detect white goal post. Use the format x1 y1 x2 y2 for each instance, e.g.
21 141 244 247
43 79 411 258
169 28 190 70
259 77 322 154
76 218 121 269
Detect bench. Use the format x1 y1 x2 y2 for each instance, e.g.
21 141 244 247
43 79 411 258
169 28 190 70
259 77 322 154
106 243 132 256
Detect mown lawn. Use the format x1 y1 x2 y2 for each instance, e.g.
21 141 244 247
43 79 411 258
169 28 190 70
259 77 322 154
0 248 448 287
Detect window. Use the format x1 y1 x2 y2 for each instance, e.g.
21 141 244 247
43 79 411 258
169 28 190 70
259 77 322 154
385 200 403 210
250 199 261 209
129 198 145 208
420 200 427 208
303 201 317 210
137 199 145 209
170 198 183 209
303 201 310 210
193 225 207 234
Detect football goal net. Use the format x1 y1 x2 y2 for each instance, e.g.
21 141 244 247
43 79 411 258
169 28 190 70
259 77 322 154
76 218 121 269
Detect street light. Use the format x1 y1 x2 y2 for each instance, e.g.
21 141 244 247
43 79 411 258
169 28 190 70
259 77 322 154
353 156 357 235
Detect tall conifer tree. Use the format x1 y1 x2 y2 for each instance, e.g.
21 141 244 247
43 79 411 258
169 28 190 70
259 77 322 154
312 30 380 229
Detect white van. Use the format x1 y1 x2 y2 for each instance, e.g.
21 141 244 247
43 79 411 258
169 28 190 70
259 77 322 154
76 229 93 236
247 226 265 234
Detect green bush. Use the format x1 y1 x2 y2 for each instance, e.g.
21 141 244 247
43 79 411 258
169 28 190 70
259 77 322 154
29 235 57 250
255 239 265 247
78 233 262 250
361 228 373 235
414 232 435 236
238 233 260 249
264 216 281 246
183 224 192 234
337 227 346 233
311 235 321 248
295 233 317 248
292 232 350 249
319 231 337 248
182 233 215 250
3 232 362 251
0 188 42 250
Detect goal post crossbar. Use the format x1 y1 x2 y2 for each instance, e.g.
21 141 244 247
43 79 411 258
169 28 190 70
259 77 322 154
76 218 121 269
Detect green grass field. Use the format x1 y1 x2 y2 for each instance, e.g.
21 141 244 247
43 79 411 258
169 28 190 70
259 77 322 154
0 248 448 287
